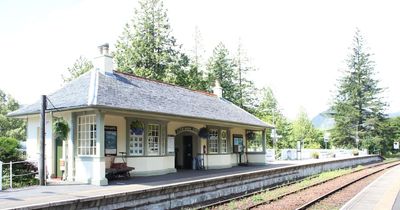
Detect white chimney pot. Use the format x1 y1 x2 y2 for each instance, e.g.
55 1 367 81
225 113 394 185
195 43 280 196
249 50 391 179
94 43 113 75
212 80 223 98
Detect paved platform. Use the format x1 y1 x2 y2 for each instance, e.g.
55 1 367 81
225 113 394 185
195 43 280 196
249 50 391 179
341 164 400 210
0 157 368 209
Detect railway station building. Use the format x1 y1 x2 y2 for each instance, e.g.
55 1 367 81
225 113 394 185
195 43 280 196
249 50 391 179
8 45 273 186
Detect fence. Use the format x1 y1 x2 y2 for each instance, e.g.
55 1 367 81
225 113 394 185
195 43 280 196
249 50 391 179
1 160 39 190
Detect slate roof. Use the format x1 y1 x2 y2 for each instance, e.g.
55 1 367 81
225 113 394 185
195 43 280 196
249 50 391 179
9 70 272 128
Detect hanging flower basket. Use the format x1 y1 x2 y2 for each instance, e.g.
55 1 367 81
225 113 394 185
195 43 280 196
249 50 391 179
53 118 70 141
198 127 209 138
246 131 256 140
130 120 144 135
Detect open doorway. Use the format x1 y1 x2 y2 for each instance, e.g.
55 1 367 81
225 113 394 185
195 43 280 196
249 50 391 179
183 135 193 169
175 131 198 170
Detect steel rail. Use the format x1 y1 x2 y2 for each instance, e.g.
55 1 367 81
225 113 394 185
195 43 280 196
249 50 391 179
295 161 400 210
194 160 399 210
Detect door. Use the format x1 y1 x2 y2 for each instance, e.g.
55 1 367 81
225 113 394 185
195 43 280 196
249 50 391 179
183 135 193 169
55 138 63 177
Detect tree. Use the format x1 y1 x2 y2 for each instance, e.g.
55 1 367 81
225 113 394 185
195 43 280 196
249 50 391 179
185 27 209 91
255 87 292 149
114 0 188 84
62 56 93 83
206 42 238 104
330 29 386 149
234 41 258 113
371 117 400 155
0 90 25 140
290 109 323 149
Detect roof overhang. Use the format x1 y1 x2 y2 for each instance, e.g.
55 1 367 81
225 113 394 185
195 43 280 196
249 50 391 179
8 105 274 130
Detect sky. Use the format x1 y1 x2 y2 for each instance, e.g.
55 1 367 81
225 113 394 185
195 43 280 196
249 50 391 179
1 0 400 120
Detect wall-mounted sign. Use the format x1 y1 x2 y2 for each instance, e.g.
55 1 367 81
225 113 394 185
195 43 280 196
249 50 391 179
394 142 399 150
175 126 199 135
233 134 243 146
105 126 117 155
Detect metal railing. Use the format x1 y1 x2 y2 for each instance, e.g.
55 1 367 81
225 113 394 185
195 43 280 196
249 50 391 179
1 160 39 190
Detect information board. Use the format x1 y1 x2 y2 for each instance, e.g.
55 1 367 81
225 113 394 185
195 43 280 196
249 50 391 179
233 134 243 145
105 126 117 155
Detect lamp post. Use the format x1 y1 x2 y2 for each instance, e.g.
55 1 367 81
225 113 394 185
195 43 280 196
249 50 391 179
323 132 330 149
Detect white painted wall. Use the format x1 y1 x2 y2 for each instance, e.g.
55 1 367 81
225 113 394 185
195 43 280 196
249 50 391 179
26 114 54 176
280 149 369 160
75 157 93 183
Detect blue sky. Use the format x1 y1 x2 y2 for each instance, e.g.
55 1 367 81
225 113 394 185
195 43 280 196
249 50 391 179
1 0 400 120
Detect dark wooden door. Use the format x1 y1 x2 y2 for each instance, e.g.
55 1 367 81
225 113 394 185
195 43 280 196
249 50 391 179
183 136 193 169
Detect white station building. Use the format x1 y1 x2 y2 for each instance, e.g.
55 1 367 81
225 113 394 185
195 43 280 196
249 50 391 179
8 45 273 186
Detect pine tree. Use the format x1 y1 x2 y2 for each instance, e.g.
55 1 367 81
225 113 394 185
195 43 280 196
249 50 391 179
331 29 386 149
206 43 238 104
62 56 93 83
114 0 187 84
186 27 208 91
234 41 257 113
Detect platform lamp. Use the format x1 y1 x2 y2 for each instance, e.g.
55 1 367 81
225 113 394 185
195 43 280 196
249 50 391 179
323 132 330 149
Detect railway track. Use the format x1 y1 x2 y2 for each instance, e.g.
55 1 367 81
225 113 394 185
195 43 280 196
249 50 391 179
194 160 400 210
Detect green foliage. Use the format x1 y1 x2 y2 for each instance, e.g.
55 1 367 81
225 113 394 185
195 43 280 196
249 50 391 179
331 29 386 150
379 117 400 155
206 43 239 103
53 118 70 141
62 56 93 83
114 0 188 85
184 27 209 91
254 87 292 149
0 137 39 189
0 137 21 162
234 41 258 112
290 109 323 149
0 89 25 140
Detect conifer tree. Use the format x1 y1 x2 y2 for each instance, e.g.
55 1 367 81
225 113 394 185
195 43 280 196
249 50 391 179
331 29 386 149
206 43 238 104
186 27 208 91
114 0 187 84
234 41 257 113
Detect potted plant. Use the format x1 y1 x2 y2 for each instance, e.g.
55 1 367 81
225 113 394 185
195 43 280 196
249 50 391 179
198 127 209 138
53 118 70 141
246 131 256 140
130 120 144 135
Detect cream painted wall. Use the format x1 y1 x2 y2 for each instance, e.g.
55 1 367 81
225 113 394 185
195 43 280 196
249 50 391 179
247 153 267 165
122 156 175 176
167 121 204 135
203 154 233 169
104 115 126 154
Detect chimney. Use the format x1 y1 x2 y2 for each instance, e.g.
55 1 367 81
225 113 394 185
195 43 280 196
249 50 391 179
212 80 223 98
93 43 113 75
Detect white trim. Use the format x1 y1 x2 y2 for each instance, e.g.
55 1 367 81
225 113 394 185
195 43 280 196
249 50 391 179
87 70 99 105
